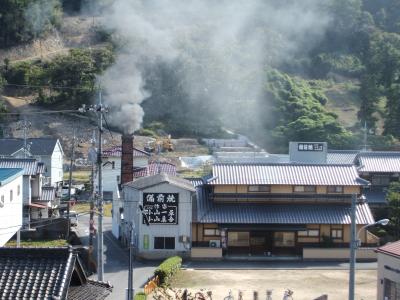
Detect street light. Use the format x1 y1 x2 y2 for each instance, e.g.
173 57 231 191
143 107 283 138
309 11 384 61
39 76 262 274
349 193 389 300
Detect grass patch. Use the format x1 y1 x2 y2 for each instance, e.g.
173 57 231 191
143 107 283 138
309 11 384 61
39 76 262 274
63 170 91 183
5 239 68 247
72 202 112 217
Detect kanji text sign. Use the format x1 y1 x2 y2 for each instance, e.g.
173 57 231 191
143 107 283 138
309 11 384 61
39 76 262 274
142 193 179 224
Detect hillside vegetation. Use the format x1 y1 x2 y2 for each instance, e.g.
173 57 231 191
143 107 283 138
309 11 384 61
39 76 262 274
0 0 399 152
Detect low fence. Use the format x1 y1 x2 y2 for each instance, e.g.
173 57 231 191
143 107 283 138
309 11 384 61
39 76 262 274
303 247 377 261
191 247 223 258
144 275 160 295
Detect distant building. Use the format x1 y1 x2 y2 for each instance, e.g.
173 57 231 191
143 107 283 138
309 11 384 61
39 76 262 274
0 168 23 246
376 240 400 300
0 158 45 227
0 138 64 187
0 247 112 299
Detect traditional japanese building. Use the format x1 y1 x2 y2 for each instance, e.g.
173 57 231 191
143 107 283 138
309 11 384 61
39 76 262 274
191 163 377 259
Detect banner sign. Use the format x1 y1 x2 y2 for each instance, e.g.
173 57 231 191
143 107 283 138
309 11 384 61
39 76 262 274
142 193 179 225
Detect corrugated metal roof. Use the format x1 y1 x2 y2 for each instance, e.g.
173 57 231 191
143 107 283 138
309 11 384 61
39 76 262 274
195 188 374 225
210 163 369 186
103 146 150 157
0 138 59 156
376 240 400 258
364 190 387 204
357 152 400 173
186 178 204 187
39 187 56 202
0 168 23 186
327 150 359 164
0 159 45 176
133 162 176 177
124 173 196 191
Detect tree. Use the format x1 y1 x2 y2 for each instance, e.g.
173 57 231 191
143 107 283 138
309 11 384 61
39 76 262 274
387 181 400 240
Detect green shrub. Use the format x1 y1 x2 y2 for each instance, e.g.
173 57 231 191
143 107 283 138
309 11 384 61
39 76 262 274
134 292 146 300
154 256 182 285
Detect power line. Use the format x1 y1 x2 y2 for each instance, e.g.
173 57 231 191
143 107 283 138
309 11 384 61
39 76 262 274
4 83 95 91
0 109 78 115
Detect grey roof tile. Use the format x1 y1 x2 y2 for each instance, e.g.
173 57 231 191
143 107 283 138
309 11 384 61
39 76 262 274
0 247 112 300
210 163 369 186
0 158 45 176
124 173 196 191
357 151 400 173
0 138 59 156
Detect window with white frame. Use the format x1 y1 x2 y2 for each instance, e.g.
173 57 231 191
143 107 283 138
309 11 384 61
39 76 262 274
248 185 271 192
298 229 319 237
331 229 343 239
293 185 316 193
327 186 344 193
204 228 220 236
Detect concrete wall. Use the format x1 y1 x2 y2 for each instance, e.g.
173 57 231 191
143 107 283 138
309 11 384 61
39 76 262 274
191 247 223 259
122 182 194 259
0 174 23 246
303 248 377 261
377 252 400 299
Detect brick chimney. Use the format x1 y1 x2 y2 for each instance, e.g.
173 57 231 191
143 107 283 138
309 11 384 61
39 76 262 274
121 134 134 184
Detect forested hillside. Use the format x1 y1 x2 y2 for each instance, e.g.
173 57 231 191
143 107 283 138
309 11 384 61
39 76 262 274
0 0 399 152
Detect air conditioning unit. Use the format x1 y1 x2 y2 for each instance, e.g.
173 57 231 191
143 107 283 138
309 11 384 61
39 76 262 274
209 240 220 248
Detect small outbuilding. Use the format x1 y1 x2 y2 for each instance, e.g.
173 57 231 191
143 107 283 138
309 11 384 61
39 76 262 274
376 240 400 300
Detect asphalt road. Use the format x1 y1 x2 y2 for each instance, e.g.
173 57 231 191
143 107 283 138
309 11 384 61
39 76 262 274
74 214 157 300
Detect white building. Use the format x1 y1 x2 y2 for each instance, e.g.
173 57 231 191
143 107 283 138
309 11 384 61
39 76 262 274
0 138 64 187
376 240 400 300
121 173 196 259
0 168 24 246
102 146 150 201
0 158 45 227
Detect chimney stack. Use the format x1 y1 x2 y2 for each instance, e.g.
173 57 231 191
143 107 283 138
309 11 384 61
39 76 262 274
121 134 134 184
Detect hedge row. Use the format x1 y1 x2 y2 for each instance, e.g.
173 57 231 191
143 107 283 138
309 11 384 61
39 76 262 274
154 256 182 284
134 292 146 300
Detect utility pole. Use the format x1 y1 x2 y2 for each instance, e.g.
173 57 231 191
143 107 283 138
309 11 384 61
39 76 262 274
67 127 77 238
97 90 105 282
78 91 108 282
348 194 357 300
127 223 135 300
87 130 97 274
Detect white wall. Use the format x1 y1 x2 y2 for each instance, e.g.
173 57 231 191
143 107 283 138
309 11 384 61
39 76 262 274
377 252 400 299
0 174 23 246
103 155 149 200
50 142 63 185
123 182 193 259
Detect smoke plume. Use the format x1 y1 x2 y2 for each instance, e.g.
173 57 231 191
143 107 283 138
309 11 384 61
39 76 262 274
98 0 331 134
25 0 60 36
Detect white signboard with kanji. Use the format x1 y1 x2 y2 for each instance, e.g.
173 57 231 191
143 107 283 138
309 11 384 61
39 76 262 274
142 193 179 225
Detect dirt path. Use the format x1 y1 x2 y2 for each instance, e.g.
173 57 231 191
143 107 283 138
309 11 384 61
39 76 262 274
171 269 377 300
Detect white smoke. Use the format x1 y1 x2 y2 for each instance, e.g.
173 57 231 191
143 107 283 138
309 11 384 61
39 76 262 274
98 0 332 134
25 0 60 36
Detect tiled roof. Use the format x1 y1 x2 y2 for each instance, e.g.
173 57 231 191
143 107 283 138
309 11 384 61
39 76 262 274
210 163 369 186
364 190 387 205
327 150 359 164
195 187 374 225
376 240 400 258
0 247 112 300
68 280 112 300
0 138 59 156
103 146 150 157
0 168 23 186
187 178 204 187
0 159 45 176
124 173 196 192
133 162 176 177
39 186 56 202
357 151 400 173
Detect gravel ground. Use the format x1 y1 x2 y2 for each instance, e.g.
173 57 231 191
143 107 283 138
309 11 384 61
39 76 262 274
171 269 377 300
